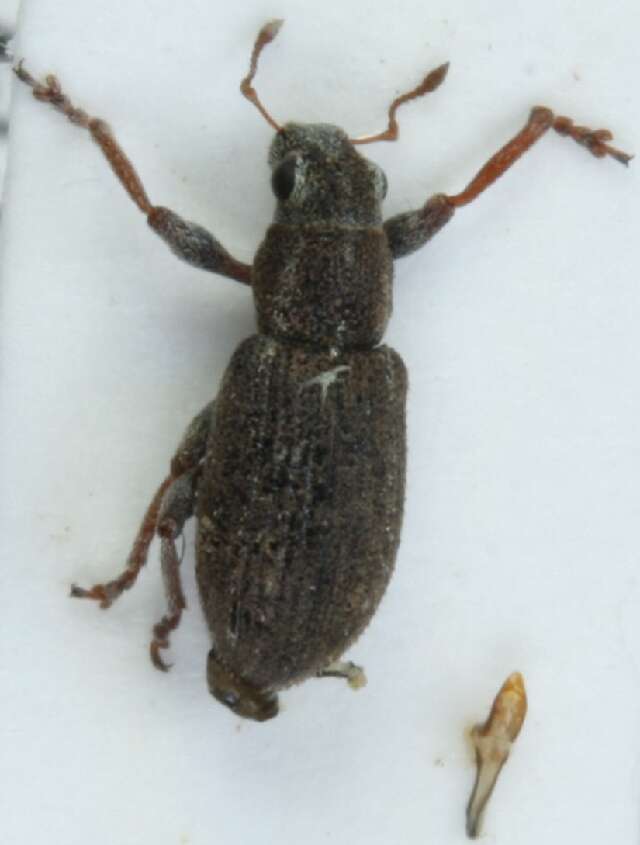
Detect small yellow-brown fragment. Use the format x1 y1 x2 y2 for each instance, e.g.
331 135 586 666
466 672 527 838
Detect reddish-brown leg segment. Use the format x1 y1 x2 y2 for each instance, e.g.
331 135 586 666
71 402 216 667
150 523 187 672
447 106 632 209
70 476 173 608
13 63 251 285
14 62 151 213
385 106 631 260
149 470 200 671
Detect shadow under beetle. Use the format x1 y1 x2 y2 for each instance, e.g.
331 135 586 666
15 21 630 721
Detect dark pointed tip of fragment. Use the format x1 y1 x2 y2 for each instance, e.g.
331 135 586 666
466 817 480 839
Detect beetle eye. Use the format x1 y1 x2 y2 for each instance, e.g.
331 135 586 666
368 162 388 200
272 155 297 200
222 691 239 707
378 171 388 200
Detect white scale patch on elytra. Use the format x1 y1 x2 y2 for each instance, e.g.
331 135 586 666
301 365 351 404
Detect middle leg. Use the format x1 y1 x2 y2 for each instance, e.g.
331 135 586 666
71 401 216 668
149 469 200 671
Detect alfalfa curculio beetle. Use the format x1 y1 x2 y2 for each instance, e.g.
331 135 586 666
14 20 630 722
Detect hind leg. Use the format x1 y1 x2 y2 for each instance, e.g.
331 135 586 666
71 401 215 643
317 659 367 690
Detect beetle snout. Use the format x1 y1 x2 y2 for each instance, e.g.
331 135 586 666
206 649 279 722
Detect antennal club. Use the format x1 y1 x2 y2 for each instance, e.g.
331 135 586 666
351 61 449 145
240 19 284 132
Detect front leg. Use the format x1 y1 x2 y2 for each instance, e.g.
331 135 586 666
147 207 251 284
446 105 631 209
384 106 631 260
13 63 251 285
384 193 455 259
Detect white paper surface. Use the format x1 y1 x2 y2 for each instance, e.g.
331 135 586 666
2 1 639 843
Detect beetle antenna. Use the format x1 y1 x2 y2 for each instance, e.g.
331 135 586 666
351 61 449 145
240 19 284 132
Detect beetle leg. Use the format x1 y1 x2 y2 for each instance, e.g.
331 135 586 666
147 206 251 284
149 470 199 671
317 659 367 690
69 475 173 608
384 193 455 259
384 107 631 260
446 106 631 209
13 63 251 285
70 401 215 609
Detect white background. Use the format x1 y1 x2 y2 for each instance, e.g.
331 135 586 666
2 1 639 843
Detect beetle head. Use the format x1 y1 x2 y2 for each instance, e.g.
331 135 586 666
207 649 279 722
268 123 387 226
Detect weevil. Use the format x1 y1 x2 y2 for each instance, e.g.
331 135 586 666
15 21 630 721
